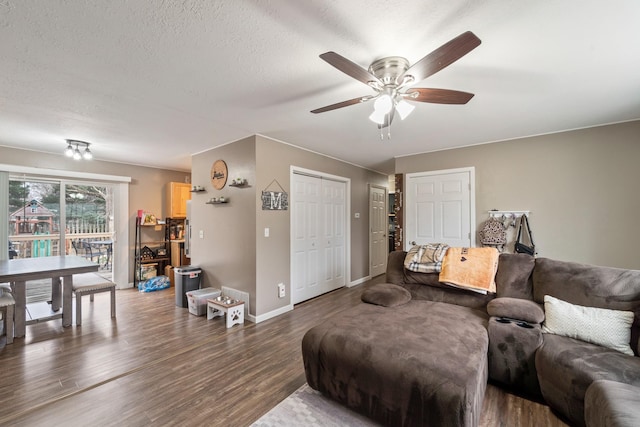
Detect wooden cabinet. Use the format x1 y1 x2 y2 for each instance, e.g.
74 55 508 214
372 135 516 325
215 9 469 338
166 182 191 218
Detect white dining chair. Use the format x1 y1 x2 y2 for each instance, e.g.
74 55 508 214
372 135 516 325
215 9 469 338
0 283 15 344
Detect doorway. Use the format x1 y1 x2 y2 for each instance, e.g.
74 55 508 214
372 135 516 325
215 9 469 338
369 185 387 277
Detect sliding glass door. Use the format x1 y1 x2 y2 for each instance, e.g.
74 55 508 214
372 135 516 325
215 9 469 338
8 177 114 271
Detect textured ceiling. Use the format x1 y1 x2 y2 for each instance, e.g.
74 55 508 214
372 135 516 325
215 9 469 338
1 1 639 174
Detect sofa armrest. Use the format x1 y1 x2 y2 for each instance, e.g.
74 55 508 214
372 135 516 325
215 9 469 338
487 297 545 324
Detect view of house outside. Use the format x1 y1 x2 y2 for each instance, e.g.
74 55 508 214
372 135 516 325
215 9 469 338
8 178 114 271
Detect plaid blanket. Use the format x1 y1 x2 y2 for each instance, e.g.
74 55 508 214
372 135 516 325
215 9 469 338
404 243 450 273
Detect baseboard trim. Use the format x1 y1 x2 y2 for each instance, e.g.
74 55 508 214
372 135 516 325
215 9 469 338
348 276 370 287
252 303 294 324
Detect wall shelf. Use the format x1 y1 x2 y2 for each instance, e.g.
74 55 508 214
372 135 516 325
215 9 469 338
229 181 249 188
190 189 206 193
487 210 530 218
206 199 229 205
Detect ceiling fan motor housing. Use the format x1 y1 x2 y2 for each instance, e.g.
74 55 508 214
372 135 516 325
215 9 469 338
368 57 411 87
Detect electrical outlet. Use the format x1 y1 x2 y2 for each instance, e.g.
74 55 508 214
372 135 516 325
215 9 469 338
199 230 204 239
278 283 285 298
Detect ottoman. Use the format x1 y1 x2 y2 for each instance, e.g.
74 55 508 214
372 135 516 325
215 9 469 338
302 299 489 427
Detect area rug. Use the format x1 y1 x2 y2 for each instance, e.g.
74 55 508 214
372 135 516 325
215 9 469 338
251 383 380 427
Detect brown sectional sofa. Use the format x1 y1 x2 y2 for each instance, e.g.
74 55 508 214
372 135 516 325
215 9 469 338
302 251 640 426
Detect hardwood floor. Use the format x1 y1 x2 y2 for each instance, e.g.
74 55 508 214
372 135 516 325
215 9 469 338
0 277 568 426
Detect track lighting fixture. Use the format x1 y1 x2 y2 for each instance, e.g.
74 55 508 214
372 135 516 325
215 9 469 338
64 140 93 161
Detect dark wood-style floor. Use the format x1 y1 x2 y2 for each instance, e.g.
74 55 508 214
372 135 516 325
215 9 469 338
0 277 568 427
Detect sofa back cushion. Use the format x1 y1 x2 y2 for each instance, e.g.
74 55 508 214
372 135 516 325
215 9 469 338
495 253 535 299
533 257 640 355
387 250 494 308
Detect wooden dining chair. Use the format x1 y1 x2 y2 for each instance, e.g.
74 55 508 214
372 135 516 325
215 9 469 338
72 273 116 326
0 283 15 344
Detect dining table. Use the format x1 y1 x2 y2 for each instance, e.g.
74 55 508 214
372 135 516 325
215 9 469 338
0 255 99 338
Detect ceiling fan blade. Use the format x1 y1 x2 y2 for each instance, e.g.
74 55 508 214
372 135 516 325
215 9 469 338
311 96 367 114
400 31 481 84
406 88 475 104
320 51 381 87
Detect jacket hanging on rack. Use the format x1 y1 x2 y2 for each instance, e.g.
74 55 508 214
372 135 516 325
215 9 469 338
515 215 536 255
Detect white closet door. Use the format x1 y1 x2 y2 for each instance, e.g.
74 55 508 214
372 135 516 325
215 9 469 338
292 173 346 304
322 179 346 293
292 174 321 304
405 169 473 249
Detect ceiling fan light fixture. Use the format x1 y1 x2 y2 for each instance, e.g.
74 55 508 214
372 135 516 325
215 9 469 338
369 109 387 125
396 99 415 120
373 94 393 114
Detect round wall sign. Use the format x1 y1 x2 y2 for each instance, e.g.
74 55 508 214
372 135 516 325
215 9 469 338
211 159 228 190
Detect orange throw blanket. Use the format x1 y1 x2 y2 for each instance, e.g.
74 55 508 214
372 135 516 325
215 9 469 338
439 247 499 294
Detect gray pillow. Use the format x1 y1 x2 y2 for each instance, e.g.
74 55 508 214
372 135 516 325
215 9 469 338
362 283 411 307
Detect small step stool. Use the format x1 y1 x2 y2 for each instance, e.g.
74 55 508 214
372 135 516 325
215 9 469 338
207 298 245 328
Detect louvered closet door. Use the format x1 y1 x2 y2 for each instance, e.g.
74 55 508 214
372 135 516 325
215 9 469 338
292 173 347 304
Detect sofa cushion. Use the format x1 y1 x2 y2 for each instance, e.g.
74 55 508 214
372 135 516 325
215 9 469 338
536 334 640 427
387 250 494 309
585 380 640 427
487 297 545 324
361 283 411 307
543 295 634 355
495 253 535 299
533 257 640 356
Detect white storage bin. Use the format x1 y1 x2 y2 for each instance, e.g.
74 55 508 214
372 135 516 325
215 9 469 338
186 288 221 316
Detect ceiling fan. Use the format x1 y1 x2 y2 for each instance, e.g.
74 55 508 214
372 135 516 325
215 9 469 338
311 31 481 130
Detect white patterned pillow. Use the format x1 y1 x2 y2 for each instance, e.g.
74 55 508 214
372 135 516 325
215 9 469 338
542 295 634 356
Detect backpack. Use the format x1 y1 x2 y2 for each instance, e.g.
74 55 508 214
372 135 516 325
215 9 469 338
479 217 507 247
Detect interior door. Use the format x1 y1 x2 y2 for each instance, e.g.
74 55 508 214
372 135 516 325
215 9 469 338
405 169 474 249
370 185 387 277
291 173 347 304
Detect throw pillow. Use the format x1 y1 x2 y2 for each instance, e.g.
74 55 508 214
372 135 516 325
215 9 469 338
542 295 634 356
361 283 412 307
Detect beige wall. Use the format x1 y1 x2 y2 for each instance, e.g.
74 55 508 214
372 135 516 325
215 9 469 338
191 135 388 318
255 136 388 315
189 136 258 313
0 145 189 282
395 120 640 269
